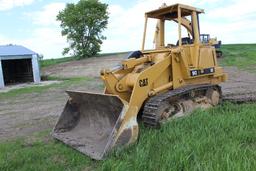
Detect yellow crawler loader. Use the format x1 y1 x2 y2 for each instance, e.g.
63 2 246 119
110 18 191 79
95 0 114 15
52 3 227 160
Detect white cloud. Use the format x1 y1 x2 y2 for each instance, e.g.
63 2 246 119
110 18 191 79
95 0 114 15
101 0 256 53
27 2 66 26
199 0 256 43
23 2 68 58
0 34 11 44
1 0 255 59
0 0 34 11
0 2 68 59
102 0 201 53
207 0 256 20
0 27 67 58
18 2 68 58
21 27 67 58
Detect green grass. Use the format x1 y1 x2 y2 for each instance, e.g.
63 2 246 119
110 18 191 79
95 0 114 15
40 56 76 68
40 52 129 68
0 130 91 171
0 77 91 99
1 102 255 171
221 44 256 72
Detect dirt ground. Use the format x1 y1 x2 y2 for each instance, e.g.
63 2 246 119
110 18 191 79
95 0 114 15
42 54 125 78
0 78 103 140
221 67 256 102
0 81 60 93
0 54 256 140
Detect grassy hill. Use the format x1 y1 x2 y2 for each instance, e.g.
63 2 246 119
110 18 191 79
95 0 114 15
221 44 256 72
40 44 256 72
40 52 129 68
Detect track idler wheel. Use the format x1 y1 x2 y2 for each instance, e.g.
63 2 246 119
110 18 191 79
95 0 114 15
206 88 221 106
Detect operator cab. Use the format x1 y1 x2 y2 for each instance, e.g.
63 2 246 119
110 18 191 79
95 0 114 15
200 34 210 44
142 3 204 50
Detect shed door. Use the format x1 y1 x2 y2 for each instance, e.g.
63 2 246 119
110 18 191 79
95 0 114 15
2 59 34 85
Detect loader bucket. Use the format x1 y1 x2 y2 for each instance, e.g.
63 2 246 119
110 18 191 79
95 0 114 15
52 91 125 160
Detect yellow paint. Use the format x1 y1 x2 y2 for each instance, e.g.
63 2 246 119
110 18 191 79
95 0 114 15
101 3 227 149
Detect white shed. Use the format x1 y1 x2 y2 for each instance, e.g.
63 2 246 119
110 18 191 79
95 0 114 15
0 45 40 88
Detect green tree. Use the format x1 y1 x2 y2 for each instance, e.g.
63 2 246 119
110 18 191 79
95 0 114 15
57 0 108 58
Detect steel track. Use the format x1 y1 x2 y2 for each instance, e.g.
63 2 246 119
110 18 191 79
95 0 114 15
142 84 221 128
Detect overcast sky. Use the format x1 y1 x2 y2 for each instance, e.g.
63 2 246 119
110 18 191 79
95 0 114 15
0 0 255 59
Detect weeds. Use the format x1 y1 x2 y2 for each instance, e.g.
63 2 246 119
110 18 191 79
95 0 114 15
0 103 255 171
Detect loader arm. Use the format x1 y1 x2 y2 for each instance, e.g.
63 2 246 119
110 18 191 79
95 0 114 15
173 17 193 37
108 54 172 147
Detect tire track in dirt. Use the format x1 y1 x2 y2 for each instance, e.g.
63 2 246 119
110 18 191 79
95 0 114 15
221 67 256 102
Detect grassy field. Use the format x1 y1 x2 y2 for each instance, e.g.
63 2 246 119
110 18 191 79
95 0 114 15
40 44 256 72
40 56 76 68
0 77 91 99
40 52 129 68
0 102 255 171
221 44 256 72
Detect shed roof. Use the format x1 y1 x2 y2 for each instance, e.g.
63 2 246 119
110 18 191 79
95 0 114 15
0 45 37 57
